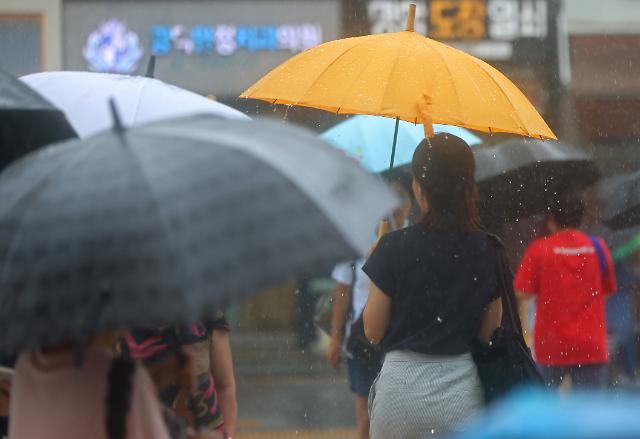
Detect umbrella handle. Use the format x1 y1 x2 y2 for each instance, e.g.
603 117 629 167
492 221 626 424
389 117 400 170
419 94 435 138
406 3 416 32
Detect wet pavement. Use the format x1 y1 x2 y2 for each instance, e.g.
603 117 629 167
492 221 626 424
232 332 358 438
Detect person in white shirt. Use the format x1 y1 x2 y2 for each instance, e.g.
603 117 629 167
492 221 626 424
327 182 411 439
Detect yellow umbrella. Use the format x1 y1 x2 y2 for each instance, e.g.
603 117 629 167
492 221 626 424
241 4 556 142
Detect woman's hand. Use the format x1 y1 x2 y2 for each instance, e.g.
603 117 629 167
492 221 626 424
327 282 351 368
327 336 342 369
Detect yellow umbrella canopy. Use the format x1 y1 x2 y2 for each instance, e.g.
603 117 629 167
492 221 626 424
241 4 556 140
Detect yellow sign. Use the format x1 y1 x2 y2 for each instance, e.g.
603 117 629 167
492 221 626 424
428 0 487 40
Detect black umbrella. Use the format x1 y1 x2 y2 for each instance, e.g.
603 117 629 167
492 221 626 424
0 107 397 354
603 170 640 230
0 69 76 170
475 139 600 225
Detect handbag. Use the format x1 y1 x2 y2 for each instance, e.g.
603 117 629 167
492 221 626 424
471 235 544 403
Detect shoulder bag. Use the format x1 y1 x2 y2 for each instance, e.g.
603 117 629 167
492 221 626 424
344 264 383 364
470 234 544 404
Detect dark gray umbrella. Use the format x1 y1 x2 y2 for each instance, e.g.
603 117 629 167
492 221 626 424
0 69 76 170
0 110 397 354
475 139 600 225
603 170 640 230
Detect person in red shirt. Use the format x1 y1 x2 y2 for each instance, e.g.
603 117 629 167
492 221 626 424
514 192 616 389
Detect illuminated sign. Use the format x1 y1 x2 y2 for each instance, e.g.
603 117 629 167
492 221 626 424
63 0 347 95
428 0 547 41
150 24 323 57
486 0 547 40
83 19 144 74
367 0 548 60
428 0 487 40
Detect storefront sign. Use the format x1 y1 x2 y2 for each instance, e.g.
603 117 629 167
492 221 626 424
65 1 340 96
367 0 548 60
428 0 547 41
149 23 322 57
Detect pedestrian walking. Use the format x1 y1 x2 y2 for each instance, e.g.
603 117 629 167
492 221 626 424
514 192 617 389
327 183 412 439
9 332 171 439
362 134 503 439
121 312 236 438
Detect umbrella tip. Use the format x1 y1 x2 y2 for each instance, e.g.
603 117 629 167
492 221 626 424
406 3 416 32
108 98 125 134
145 55 156 78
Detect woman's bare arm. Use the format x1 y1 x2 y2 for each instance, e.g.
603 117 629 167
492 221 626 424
516 292 535 343
327 282 352 368
363 283 392 345
210 330 237 438
478 298 502 343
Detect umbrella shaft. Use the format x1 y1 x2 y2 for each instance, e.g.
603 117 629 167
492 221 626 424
389 117 400 170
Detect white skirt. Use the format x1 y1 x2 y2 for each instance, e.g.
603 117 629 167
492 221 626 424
369 350 483 439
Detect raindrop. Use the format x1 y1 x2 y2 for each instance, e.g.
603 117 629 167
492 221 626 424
283 105 291 121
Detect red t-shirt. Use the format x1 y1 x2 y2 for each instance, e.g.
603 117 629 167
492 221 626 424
514 229 616 366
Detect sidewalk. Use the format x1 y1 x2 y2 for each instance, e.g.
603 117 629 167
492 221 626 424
232 332 357 438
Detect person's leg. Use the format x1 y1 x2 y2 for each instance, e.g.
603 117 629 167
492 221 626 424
617 327 638 379
347 357 382 439
355 395 370 439
538 364 566 389
569 363 608 389
622 333 638 379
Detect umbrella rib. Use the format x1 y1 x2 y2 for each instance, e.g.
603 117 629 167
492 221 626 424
428 43 463 122
120 138 202 320
130 78 149 125
299 38 376 107
467 57 530 135
336 44 382 115
377 41 405 118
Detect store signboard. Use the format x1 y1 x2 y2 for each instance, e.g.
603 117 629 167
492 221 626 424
64 1 339 96
367 0 549 60
149 23 322 57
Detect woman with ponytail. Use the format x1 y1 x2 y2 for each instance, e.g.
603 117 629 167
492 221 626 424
362 134 503 439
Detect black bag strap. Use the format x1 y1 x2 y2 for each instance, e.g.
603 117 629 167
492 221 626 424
348 261 356 320
106 357 136 439
486 234 527 345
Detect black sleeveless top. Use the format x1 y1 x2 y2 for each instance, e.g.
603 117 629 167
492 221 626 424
362 225 499 355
